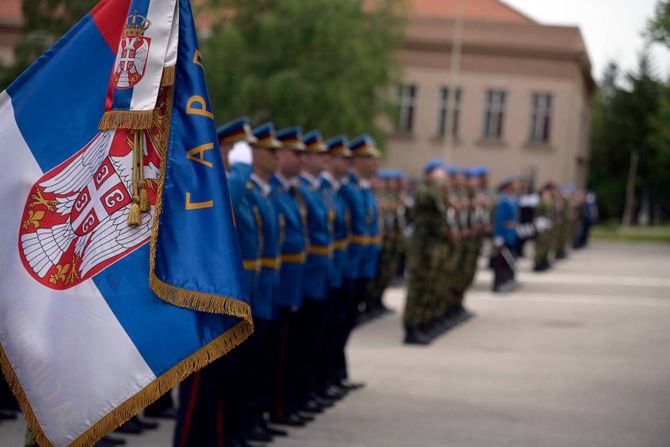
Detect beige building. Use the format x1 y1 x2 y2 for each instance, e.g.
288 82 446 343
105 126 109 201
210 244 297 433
385 0 595 188
0 0 21 65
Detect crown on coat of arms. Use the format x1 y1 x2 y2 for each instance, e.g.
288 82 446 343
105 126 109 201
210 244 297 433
125 11 150 36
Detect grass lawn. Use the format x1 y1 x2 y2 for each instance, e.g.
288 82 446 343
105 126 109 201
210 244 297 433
591 225 670 243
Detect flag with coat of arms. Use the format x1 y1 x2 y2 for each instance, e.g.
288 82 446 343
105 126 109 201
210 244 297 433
0 0 252 445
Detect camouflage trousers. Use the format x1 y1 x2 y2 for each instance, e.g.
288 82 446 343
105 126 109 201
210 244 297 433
534 229 551 265
404 243 443 328
367 240 399 307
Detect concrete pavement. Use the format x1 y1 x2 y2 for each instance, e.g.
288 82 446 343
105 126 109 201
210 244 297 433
2 241 670 446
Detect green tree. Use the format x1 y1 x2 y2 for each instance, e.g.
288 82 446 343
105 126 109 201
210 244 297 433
0 0 97 89
588 54 667 222
200 0 406 148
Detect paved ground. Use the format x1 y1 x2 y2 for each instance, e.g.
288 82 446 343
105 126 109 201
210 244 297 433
2 241 670 447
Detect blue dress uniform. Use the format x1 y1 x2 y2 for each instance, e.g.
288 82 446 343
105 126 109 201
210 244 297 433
269 125 314 425
336 135 380 385
295 129 335 410
493 178 519 293
174 117 259 447
320 135 352 392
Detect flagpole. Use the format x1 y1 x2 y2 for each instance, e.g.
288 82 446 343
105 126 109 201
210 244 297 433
445 0 465 165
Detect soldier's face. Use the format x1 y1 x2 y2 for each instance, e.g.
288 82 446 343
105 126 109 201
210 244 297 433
253 147 278 175
332 156 349 177
302 152 324 174
277 148 302 177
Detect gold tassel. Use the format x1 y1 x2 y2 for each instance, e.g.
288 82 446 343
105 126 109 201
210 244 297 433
99 110 155 131
128 198 142 225
161 66 176 87
140 183 150 212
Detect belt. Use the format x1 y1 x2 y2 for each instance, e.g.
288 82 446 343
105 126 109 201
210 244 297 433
281 252 306 263
369 235 382 245
307 244 333 256
242 259 260 271
333 238 349 250
349 235 368 245
260 257 281 270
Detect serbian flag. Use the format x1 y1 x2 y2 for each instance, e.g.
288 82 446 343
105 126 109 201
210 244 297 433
0 0 252 445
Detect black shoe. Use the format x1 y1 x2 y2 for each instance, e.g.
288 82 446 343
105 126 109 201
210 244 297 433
322 385 347 400
404 328 431 345
0 409 17 420
301 399 324 414
297 412 315 423
313 395 334 408
224 437 252 447
144 406 177 419
246 426 273 443
271 413 305 427
134 415 159 430
265 424 288 437
339 379 365 391
114 418 144 434
95 436 127 447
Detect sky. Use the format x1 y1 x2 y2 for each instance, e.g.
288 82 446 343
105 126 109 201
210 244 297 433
502 0 670 82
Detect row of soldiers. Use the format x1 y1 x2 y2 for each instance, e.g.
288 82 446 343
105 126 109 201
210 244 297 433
401 162 598 346
403 160 492 345
492 176 598 292
171 118 386 447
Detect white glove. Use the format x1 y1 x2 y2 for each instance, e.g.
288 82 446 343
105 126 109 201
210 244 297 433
229 141 253 165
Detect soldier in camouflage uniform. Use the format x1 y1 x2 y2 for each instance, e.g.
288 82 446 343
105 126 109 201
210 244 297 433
554 187 569 260
533 184 554 272
366 170 403 314
404 160 448 345
449 167 472 311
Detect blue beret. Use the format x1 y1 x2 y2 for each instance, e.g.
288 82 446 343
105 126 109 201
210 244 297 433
424 159 444 173
446 165 462 176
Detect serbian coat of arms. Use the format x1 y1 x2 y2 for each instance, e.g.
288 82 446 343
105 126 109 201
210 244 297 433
17 88 172 289
112 12 151 89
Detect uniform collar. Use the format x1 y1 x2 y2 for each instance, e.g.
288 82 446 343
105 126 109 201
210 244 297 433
300 171 321 190
251 173 272 196
320 171 340 192
273 172 293 191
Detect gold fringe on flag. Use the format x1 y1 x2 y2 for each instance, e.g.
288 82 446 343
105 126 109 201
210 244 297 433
98 109 155 131
160 66 175 87
0 319 252 447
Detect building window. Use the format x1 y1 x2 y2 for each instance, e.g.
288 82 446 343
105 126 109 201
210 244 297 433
482 90 506 140
529 93 553 143
437 87 462 138
396 84 417 133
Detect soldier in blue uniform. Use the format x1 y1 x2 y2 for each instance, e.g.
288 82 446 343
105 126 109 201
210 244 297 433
337 134 381 390
320 135 354 398
174 117 259 447
242 123 285 441
269 125 311 427
294 129 336 413
493 177 520 293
